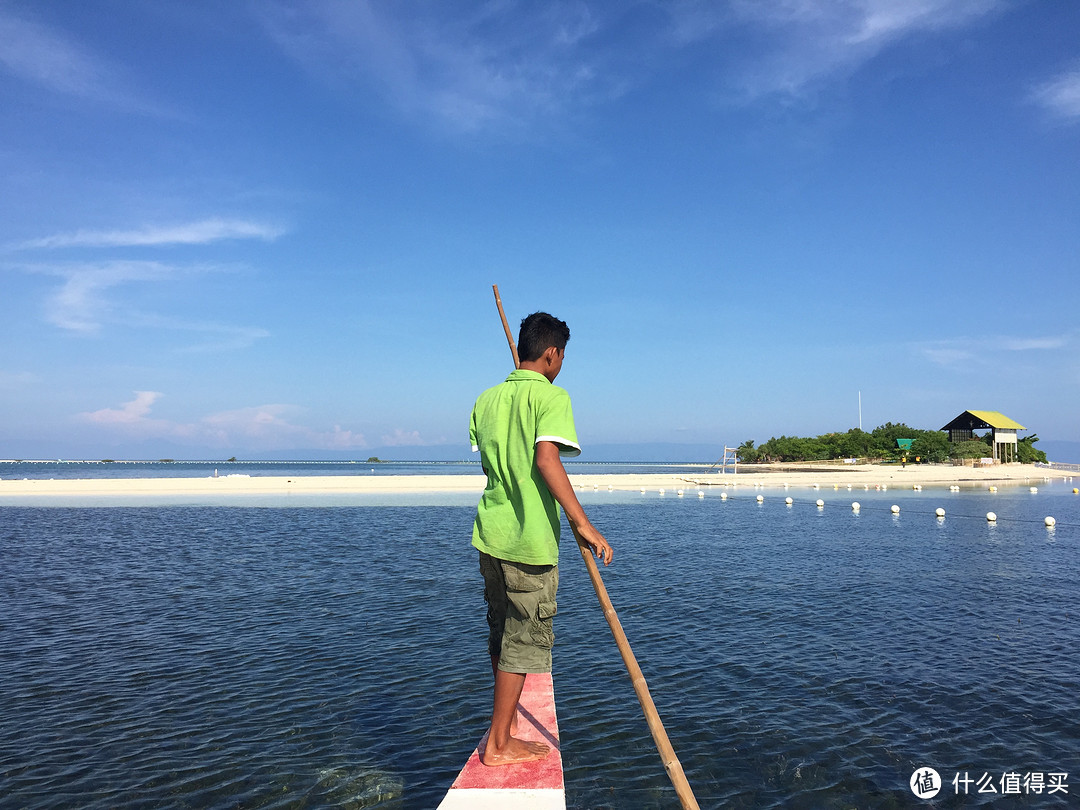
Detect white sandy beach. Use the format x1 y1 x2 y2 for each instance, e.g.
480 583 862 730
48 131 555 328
0 463 1075 499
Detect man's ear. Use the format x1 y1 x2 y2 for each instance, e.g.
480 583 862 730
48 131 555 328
542 346 560 364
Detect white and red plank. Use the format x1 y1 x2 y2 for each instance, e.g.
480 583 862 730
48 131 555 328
438 672 565 809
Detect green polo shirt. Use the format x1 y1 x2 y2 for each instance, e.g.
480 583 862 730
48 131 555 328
470 369 581 566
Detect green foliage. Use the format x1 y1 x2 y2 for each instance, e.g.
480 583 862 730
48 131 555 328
757 435 829 462
946 440 987 459
366 456 383 463
736 423 1040 464
737 440 759 463
910 432 950 463
1017 434 1048 464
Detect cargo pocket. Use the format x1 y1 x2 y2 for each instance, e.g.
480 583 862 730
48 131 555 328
534 600 557 649
502 562 547 593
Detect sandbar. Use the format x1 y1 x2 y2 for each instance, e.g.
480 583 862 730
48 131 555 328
0 463 1074 502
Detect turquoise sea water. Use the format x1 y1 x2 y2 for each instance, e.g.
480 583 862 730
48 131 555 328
2 473 1078 808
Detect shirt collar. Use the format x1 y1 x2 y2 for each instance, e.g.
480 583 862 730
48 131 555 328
506 369 549 383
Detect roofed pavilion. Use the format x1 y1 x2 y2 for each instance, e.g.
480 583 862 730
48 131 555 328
940 410 1026 464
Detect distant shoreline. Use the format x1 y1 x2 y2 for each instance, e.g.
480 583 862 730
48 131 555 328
0 463 1074 501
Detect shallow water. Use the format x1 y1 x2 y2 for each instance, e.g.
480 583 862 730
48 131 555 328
0 459 708 481
1 483 1077 808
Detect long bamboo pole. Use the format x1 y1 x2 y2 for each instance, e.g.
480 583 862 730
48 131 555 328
492 284 520 369
491 284 700 810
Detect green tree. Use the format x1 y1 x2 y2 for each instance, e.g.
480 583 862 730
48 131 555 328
1017 434 1047 464
949 440 988 460
911 432 950 463
737 440 759 463
870 422 919 458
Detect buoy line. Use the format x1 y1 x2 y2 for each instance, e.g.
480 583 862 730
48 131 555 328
592 485 1072 529
676 492 1073 530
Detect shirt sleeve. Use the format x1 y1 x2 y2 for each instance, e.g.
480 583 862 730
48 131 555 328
535 387 581 458
469 402 479 453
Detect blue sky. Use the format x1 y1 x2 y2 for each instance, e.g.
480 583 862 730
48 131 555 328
2 0 1078 461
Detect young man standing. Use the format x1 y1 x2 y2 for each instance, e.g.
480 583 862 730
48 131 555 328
469 311 613 766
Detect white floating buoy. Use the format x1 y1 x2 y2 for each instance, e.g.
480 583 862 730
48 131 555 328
720 492 728 500
677 489 685 497
1045 516 1057 527
698 491 705 499
987 511 997 522
891 504 900 514
935 507 946 518
785 496 793 505
756 494 764 503
1029 487 1038 493
989 486 998 492
813 484 820 490
816 499 825 508
640 488 646 494
659 488 665 496
912 484 922 491
851 502 860 512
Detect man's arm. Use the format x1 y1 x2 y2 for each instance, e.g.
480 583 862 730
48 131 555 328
535 440 613 565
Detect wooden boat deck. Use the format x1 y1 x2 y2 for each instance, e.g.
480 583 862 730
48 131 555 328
438 672 565 809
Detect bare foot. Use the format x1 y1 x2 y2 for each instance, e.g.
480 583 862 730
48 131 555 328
481 735 550 767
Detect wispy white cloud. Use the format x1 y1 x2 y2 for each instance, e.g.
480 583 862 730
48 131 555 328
16 260 269 350
1001 335 1070 352
380 427 425 446
922 346 975 366
170 323 272 354
257 0 609 133
1031 66 1080 122
0 370 38 390
0 5 174 116
78 393 370 451
203 406 369 450
80 391 163 425
29 260 178 333
16 218 286 250
667 0 1006 101
255 0 1010 131
919 332 1073 367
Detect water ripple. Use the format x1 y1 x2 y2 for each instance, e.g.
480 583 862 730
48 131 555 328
2 493 1078 808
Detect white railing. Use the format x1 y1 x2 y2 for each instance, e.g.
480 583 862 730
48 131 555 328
1037 461 1080 473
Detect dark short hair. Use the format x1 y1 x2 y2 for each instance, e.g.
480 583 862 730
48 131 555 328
518 312 570 362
